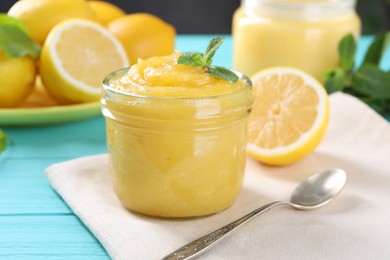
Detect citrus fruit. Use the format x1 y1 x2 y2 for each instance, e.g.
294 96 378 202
87 0 126 26
39 18 129 104
247 67 329 166
21 76 59 107
8 0 96 44
107 13 175 63
0 49 36 108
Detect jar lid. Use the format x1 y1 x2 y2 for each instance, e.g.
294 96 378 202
243 0 357 21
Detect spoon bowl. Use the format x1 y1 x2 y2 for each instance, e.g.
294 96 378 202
290 168 347 210
163 168 347 260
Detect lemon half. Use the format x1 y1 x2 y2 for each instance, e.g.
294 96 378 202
247 67 329 166
39 18 129 104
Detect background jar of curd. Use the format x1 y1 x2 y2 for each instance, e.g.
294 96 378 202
101 68 252 218
233 0 361 81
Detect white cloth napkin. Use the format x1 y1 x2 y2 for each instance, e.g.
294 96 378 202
45 93 390 260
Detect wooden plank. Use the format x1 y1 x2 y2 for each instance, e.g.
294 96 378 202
0 215 109 259
1 117 107 159
0 158 71 214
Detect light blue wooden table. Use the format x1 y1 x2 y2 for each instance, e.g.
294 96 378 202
0 35 388 259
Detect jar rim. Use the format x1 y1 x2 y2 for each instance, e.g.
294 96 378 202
102 67 252 101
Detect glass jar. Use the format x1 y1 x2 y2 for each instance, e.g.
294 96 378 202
101 68 253 218
233 0 361 81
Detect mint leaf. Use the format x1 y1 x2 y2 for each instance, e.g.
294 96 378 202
351 64 390 98
338 34 356 70
0 13 28 33
208 66 239 83
324 68 346 94
363 32 390 66
190 52 205 66
0 129 6 153
177 52 205 67
322 32 390 117
0 24 41 58
203 36 224 66
178 37 238 83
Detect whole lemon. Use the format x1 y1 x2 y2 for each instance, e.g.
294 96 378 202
0 50 36 108
87 0 126 26
8 0 96 44
107 13 176 63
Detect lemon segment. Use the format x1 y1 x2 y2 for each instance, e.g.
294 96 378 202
247 67 329 166
39 18 129 104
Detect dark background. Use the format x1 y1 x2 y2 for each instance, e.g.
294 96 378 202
1 0 389 35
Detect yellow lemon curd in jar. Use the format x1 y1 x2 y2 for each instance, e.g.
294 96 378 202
233 0 361 81
102 53 252 218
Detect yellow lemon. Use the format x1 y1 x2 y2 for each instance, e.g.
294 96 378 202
87 0 126 26
107 13 176 63
0 49 36 108
8 0 96 44
247 67 329 166
21 76 59 107
39 18 129 104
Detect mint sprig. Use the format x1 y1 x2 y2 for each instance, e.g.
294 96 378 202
324 32 390 116
0 13 41 58
177 37 239 83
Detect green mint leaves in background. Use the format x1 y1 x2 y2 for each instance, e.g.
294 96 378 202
324 32 390 115
0 13 41 58
178 37 239 83
0 129 7 154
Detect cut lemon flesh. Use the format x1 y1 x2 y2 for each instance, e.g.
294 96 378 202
247 67 329 166
39 18 129 104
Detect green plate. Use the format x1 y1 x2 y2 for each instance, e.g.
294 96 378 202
0 102 101 126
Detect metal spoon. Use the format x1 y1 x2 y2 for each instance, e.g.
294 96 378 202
162 168 347 260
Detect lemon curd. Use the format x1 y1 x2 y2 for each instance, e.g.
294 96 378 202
101 53 252 218
233 0 361 81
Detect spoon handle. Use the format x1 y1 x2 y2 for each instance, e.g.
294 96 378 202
162 201 287 260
